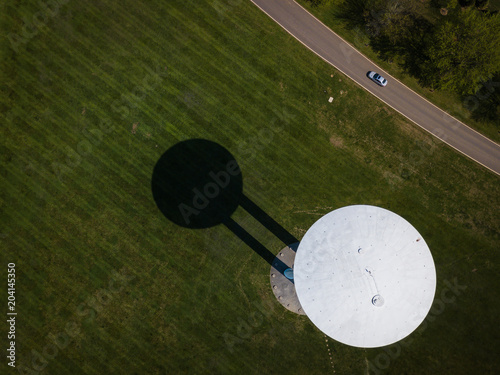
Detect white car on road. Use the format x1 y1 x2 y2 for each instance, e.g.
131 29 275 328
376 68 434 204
368 71 387 87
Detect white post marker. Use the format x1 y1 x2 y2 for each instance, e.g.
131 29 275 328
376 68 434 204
294 205 436 348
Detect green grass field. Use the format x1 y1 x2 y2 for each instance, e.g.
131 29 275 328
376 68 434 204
1 0 499 374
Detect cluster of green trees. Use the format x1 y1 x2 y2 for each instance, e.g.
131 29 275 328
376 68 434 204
422 7 500 95
307 0 500 116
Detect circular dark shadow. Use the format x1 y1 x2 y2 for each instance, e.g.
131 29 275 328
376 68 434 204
152 139 243 229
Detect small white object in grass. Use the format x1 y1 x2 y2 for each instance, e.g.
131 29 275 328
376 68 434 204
328 97 334 103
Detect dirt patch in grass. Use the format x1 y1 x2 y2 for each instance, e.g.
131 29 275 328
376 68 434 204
329 134 344 148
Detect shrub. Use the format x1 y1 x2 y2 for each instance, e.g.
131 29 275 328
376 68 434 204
476 0 489 10
459 0 476 7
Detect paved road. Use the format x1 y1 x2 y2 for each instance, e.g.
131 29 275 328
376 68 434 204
251 0 500 176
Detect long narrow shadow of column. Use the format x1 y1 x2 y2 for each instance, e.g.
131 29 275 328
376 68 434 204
151 138 295 274
240 194 298 249
223 217 288 273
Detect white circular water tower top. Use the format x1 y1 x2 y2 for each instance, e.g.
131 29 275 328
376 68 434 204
294 205 436 348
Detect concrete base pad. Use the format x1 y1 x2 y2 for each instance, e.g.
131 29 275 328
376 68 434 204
269 242 305 315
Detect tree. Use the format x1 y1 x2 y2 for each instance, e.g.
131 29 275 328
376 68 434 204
336 0 420 42
459 0 476 7
422 8 500 94
475 0 489 10
369 0 419 44
335 0 378 30
471 74 500 122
